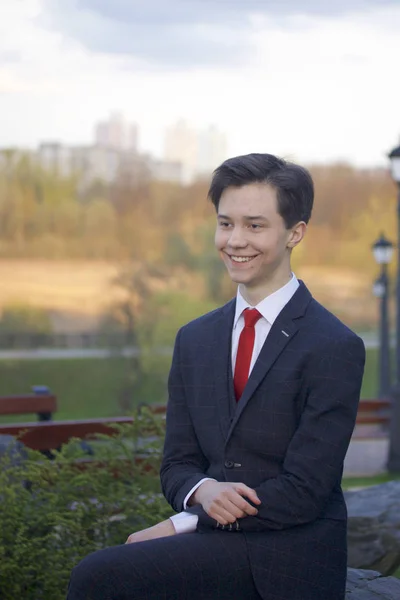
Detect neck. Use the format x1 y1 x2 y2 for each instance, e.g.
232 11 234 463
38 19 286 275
239 269 293 306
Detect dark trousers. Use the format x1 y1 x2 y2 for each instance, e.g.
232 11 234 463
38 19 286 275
67 531 262 600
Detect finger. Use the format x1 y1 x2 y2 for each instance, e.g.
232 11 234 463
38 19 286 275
234 484 261 505
211 495 243 519
232 495 259 516
209 505 239 525
215 497 246 520
220 489 258 516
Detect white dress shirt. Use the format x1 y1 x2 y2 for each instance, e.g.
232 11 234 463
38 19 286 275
170 274 300 533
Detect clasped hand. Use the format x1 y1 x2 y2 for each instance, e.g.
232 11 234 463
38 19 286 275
191 480 261 526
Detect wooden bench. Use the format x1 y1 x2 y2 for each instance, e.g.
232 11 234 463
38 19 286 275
0 386 57 422
356 399 391 425
351 399 391 440
0 398 392 452
0 404 166 453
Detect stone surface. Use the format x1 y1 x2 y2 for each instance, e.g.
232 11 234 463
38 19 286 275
0 433 27 466
346 568 400 599
344 438 388 477
346 481 400 576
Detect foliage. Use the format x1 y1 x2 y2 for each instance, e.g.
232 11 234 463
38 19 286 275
0 304 53 348
1 152 397 278
99 262 172 413
0 410 171 600
0 304 52 334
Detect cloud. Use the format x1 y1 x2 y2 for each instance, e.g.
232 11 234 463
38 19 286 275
40 0 399 68
0 51 21 65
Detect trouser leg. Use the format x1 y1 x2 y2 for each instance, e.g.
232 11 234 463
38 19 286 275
67 531 261 600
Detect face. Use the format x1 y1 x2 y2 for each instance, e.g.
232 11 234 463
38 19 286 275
214 183 305 291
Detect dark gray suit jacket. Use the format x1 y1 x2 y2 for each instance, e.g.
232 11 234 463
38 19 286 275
160 281 365 600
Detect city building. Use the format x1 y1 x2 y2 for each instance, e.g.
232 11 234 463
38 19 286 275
164 120 227 183
149 158 183 183
197 125 228 176
37 142 74 177
1 113 225 187
94 112 139 152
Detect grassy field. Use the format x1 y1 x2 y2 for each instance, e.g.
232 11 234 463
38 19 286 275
342 473 400 489
0 355 171 422
0 347 380 422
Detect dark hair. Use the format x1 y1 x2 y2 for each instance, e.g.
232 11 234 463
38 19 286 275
208 153 314 228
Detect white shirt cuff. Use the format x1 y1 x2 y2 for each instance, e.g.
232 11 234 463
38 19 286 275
170 512 199 534
182 477 215 509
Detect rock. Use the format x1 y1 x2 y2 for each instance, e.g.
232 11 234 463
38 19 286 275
0 434 27 466
346 481 400 576
346 568 400 599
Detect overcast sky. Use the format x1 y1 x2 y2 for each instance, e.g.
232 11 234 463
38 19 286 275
1 0 400 167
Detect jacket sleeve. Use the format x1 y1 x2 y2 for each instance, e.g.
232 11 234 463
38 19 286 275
190 334 366 532
160 327 210 512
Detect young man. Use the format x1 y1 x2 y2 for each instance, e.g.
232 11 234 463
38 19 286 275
67 153 365 600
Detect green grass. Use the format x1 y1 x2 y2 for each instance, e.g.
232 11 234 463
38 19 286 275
0 347 382 422
342 473 400 490
360 347 381 399
0 355 169 422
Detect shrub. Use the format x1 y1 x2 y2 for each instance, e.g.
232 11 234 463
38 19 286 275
0 304 53 335
0 410 171 600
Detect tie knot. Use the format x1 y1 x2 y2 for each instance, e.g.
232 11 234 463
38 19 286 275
243 308 262 328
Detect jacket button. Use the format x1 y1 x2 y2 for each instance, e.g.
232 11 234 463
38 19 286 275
224 460 234 469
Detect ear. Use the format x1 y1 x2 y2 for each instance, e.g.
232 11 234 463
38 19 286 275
287 222 307 249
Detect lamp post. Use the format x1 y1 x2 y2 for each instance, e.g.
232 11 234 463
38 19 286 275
387 143 400 473
372 234 393 398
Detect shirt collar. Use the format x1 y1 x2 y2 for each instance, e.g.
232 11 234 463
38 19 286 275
233 274 300 329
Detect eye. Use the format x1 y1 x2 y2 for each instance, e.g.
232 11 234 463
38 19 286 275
219 221 231 228
249 223 262 230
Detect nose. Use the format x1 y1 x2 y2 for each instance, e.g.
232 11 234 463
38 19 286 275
227 226 247 249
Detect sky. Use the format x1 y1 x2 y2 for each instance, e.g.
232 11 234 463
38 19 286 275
0 0 400 167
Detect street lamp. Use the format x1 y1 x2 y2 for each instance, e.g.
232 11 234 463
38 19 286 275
372 233 393 398
387 143 400 473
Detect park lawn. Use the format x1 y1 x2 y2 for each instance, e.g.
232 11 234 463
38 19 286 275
0 355 169 422
342 473 400 489
0 347 380 421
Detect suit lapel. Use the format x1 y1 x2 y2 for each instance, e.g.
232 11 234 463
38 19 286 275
212 299 236 440
226 281 312 442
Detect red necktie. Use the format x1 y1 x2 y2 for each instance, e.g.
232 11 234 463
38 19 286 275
233 308 262 401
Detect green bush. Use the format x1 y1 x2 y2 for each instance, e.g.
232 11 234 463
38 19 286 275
0 410 171 600
0 304 53 335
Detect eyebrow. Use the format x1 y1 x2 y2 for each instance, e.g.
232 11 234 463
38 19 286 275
217 214 268 221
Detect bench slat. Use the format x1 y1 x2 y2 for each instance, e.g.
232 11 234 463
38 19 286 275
0 397 392 453
358 400 391 412
0 417 134 451
0 394 57 416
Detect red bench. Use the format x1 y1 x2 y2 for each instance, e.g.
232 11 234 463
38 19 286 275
0 396 391 451
0 387 57 422
0 403 166 452
356 399 391 425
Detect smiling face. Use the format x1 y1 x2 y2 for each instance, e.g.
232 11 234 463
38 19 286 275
215 182 306 299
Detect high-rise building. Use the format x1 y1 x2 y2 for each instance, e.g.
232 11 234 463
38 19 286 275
164 120 227 183
94 112 139 152
197 125 227 176
37 142 73 177
70 146 120 184
164 120 197 183
128 123 139 152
